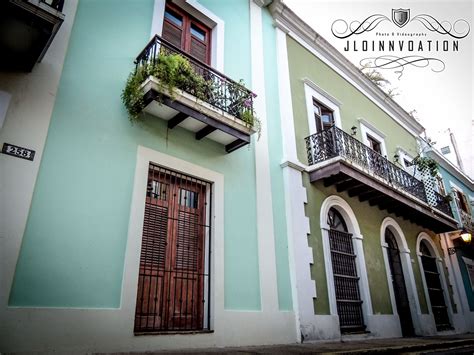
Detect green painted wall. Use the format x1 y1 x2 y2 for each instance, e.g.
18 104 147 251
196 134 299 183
285 35 431 315
262 8 292 311
304 177 429 315
9 0 262 311
286 37 418 166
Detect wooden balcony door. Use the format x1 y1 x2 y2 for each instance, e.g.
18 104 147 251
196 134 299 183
134 165 208 332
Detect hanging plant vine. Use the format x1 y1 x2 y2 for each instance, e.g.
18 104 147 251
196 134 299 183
121 52 261 138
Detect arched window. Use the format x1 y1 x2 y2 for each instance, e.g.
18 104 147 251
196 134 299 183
419 240 452 331
327 207 365 333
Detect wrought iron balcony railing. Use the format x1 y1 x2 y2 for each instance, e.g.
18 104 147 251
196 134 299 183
135 35 255 124
305 126 453 217
460 210 474 232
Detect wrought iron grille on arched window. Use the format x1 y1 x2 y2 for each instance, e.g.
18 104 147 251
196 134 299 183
327 207 365 333
420 240 452 331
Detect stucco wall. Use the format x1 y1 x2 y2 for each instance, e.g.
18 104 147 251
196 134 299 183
304 176 429 316
7 0 266 310
286 36 419 166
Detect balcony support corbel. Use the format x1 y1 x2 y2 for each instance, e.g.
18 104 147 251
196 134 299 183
196 125 217 140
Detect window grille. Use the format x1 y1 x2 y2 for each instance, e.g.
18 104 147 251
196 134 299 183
420 241 452 331
327 208 365 333
134 163 212 333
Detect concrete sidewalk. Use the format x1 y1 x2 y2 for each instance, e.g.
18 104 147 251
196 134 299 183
105 333 474 354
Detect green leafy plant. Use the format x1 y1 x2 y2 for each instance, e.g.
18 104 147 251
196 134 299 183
122 52 209 121
443 193 453 203
412 156 439 177
121 52 262 140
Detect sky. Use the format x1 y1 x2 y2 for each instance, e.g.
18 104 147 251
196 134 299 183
285 0 473 179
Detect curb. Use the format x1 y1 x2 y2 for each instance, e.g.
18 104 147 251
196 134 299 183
334 338 474 353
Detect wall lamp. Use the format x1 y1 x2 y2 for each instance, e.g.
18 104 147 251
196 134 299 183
448 229 472 255
393 154 400 163
351 126 357 136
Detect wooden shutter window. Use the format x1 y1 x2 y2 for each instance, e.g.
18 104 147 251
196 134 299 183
135 164 211 333
189 22 210 64
162 7 184 48
161 3 212 65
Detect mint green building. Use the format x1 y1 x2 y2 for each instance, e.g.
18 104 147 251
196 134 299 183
1 0 472 353
0 0 295 352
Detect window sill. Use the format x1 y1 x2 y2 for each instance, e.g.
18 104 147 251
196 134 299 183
134 330 214 336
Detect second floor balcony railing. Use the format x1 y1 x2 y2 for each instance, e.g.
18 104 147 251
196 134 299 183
460 210 474 232
134 35 255 124
305 126 453 217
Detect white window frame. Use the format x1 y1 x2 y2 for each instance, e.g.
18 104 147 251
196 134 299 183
380 217 423 335
450 181 471 219
123 146 224 332
416 233 454 331
303 79 341 135
434 174 447 196
319 195 373 332
151 0 225 71
358 118 387 156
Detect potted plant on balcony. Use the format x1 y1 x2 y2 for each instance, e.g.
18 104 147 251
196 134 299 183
412 156 438 177
122 53 208 121
122 52 261 138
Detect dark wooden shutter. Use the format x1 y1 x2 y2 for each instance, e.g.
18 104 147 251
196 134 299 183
141 204 168 268
162 21 183 48
162 3 211 65
135 164 211 333
189 37 208 63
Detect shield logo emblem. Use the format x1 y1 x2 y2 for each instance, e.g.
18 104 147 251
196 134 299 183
392 8 410 28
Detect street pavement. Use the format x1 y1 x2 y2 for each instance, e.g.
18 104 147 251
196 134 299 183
103 333 474 354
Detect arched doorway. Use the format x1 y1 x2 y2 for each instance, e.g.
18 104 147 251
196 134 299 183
327 207 365 333
419 240 452 331
385 228 415 336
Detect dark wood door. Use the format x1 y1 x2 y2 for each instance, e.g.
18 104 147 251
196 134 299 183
385 229 415 337
134 166 206 332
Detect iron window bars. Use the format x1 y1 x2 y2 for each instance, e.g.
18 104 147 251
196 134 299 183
305 126 453 217
135 35 255 123
420 241 452 331
327 207 365 332
134 163 212 333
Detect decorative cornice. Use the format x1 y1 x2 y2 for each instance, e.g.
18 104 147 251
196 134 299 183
267 0 426 137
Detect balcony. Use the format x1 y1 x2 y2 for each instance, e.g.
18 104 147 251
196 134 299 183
132 35 257 153
0 0 65 72
460 210 474 233
305 126 457 233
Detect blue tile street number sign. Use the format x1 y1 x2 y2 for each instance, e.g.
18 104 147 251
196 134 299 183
2 143 35 161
